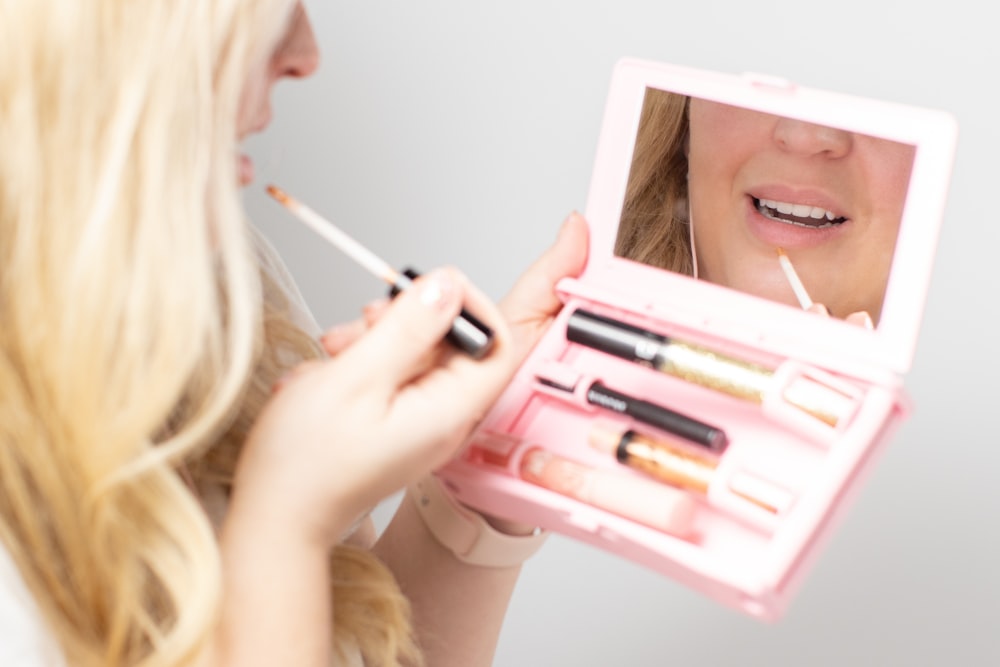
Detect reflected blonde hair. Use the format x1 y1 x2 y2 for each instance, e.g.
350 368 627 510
0 1 417 665
615 89 693 275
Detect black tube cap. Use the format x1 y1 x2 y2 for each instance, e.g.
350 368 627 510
566 308 668 365
389 267 495 359
588 381 729 452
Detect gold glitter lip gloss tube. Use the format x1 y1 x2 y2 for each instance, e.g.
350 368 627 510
565 308 845 427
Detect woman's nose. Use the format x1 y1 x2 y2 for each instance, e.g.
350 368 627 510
274 3 320 79
772 117 852 159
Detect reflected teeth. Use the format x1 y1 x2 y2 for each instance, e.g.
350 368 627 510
758 198 839 221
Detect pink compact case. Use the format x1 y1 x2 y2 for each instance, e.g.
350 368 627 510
438 58 957 620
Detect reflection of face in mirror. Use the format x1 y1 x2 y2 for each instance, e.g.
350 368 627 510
615 89 916 326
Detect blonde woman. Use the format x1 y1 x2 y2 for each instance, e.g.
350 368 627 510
0 2 589 666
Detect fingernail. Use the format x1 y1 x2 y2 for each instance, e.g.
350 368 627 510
861 312 874 330
808 303 829 316
417 272 456 309
560 211 582 237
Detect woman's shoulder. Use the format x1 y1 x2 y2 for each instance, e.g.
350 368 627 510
0 542 66 666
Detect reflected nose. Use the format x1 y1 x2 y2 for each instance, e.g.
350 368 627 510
274 3 320 79
772 117 852 159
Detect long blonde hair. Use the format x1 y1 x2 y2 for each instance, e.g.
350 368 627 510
0 1 417 665
615 89 693 275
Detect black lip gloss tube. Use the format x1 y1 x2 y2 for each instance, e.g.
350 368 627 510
389 267 495 359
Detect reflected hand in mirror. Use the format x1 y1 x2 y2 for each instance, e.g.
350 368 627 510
615 88 916 327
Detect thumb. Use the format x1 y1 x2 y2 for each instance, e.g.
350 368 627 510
500 212 589 359
344 268 465 388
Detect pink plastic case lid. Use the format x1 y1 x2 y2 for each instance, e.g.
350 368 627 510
582 58 957 377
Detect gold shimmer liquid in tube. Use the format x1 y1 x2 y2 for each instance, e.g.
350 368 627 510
588 425 791 514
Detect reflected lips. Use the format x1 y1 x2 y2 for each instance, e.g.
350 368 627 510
743 194 848 249
753 196 846 227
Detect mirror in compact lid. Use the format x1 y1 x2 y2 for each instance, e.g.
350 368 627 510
614 87 916 329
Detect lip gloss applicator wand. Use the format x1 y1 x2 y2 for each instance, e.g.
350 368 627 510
775 247 814 311
266 185 495 359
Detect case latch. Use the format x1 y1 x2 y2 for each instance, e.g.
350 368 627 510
742 71 797 93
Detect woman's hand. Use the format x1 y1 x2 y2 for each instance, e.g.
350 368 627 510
231 267 520 548
243 212 589 548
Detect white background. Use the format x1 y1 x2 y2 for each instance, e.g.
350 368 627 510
244 2 999 665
